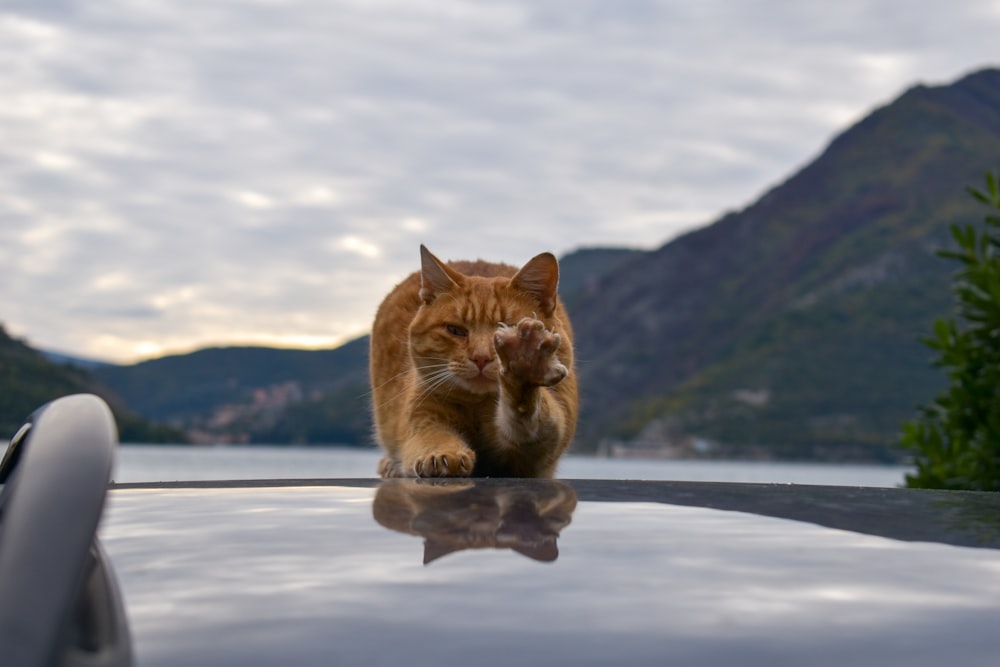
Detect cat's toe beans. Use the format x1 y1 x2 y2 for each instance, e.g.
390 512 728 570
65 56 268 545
517 318 544 338
540 332 561 352
536 363 567 387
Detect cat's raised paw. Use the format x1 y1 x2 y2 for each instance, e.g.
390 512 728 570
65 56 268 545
494 317 568 387
413 449 475 478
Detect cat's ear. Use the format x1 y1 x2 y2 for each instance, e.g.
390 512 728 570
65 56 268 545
512 539 559 562
423 539 462 565
511 252 560 317
419 244 463 304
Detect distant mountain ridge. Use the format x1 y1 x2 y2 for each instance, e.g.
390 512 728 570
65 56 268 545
93 337 371 444
49 67 1000 459
41 350 113 370
557 247 647 308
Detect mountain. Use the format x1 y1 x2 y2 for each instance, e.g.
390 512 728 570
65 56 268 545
570 67 1000 460
558 247 648 309
0 324 186 443
94 337 371 444
41 350 113 370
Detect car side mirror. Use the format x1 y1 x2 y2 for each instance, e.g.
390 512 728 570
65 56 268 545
0 394 133 667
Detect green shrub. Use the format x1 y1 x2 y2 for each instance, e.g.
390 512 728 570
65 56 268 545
903 173 1000 490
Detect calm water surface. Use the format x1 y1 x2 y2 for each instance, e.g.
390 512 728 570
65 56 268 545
115 445 910 487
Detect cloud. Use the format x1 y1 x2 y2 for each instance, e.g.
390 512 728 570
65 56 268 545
335 235 382 259
230 190 276 210
1 0 999 361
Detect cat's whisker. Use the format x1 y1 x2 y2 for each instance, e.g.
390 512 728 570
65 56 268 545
377 380 446 408
365 361 452 397
374 364 458 411
411 370 456 408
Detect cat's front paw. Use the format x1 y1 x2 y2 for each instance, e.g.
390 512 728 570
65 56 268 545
413 449 476 478
494 318 568 387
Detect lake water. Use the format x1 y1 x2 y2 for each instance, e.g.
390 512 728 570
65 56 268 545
114 445 911 488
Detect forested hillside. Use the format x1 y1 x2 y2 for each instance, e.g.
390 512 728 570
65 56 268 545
93 336 370 444
0 324 185 443
570 68 1000 459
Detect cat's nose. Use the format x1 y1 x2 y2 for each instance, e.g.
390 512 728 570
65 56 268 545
472 354 492 370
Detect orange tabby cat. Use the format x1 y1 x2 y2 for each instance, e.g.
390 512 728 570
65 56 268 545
372 479 578 563
370 245 578 478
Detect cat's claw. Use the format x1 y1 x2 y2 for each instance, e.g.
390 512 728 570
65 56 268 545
494 317 568 387
413 450 475 477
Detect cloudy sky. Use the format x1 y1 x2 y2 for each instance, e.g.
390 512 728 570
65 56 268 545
2 0 999 363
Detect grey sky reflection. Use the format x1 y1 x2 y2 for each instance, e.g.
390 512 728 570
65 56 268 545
99 484 1000 666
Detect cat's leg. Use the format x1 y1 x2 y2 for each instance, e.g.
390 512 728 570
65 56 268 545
492 317 571 471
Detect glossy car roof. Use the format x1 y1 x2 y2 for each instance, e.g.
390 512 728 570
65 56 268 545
101 478 1000 666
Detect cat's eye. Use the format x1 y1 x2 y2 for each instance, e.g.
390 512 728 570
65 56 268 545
445 324 468 337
